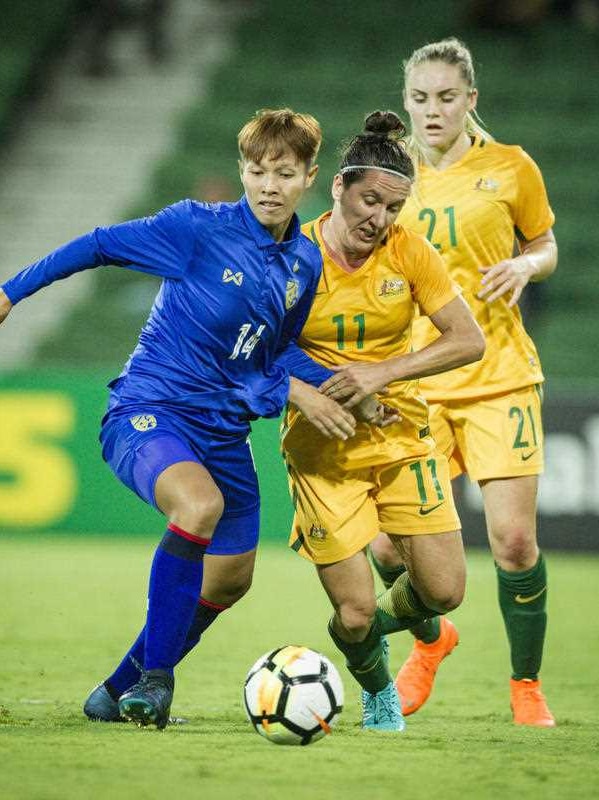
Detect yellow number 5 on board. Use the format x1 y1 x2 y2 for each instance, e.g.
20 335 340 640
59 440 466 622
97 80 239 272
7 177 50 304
0 393 77 526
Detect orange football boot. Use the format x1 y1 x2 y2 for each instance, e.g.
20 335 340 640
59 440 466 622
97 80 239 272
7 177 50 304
395 617 459 716
510 678 556 727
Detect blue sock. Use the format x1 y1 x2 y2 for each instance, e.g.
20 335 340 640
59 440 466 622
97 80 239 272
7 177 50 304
144 523 209 674
105 596 228 697
178 597 228 661
105 629 146 698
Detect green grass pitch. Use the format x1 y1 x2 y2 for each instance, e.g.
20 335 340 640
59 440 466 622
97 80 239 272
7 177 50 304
1 537 598 800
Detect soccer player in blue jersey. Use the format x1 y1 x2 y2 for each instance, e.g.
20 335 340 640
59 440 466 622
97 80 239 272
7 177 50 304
0 108 359 729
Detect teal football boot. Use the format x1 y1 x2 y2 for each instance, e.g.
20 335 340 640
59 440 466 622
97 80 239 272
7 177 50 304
362 680 406 731
84 683 124 722
118 669 174 730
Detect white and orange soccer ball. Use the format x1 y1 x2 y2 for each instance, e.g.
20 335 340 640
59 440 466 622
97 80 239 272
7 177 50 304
243 645 344 745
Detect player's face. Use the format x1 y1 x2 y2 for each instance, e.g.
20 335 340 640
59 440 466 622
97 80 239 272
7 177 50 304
240 147 317 242
331 170 411 258
404 61 477 152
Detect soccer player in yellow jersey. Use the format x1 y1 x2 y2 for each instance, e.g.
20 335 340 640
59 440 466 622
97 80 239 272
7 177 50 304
282 111 484 731
370 38 558 727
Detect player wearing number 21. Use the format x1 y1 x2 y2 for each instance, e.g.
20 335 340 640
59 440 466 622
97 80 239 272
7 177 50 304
281 111 485 731
370 38 559 727
0 109 362 729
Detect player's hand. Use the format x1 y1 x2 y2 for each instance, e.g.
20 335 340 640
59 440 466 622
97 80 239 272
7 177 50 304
353 396 401 428
376 404 401 428
319 362 390 408
0 289 12 324
477 257 532 307
289 380 356 440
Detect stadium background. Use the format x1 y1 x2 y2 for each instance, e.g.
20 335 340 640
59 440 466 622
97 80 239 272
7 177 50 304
1 0 598 551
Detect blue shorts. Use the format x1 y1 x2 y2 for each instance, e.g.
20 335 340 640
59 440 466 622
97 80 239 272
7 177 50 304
100 407 260 555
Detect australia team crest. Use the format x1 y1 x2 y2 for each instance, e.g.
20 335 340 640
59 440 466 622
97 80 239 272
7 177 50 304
309 523 327 541
378 277 405 297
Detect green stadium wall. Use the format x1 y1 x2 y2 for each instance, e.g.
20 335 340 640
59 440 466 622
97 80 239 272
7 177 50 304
0 372 598 551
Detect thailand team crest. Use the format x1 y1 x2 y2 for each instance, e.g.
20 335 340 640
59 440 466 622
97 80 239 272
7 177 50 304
285 279 300 310
130 414 157 431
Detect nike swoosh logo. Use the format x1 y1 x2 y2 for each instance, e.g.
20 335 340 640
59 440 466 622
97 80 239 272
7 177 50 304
521 450 538 461
355 655 384 673
419 502 444 516
515 587 547 604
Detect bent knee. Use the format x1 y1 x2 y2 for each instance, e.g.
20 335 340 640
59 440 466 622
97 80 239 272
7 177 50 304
169 492 225 537
337 601 376 639
431 589 463 614
420 582 464 615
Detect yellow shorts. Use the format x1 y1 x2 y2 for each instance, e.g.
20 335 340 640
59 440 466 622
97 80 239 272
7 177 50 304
429 384 544 482
287 452 460 565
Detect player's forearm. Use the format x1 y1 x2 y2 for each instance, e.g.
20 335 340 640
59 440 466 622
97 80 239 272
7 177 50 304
277 342 334 388
386 294 486 382
521 235 558 283
384 324 485 383
1 232 103 305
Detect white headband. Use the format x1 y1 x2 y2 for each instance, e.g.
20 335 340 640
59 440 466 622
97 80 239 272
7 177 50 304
340 165 413 183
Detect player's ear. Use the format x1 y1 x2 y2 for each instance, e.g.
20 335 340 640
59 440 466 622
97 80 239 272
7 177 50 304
305 163 318 188
238 159 244 179
468 88 478 113
331 174 343 202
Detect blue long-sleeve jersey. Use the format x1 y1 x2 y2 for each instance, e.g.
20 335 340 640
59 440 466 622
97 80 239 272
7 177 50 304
2 196 332 422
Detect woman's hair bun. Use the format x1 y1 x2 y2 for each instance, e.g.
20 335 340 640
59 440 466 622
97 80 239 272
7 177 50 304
363 110 407 139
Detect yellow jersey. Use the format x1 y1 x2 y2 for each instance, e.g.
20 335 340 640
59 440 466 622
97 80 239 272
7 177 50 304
401 137 554 401
281 211 459 469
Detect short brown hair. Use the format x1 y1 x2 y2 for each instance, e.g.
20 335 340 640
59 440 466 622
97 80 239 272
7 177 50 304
238 108 322 167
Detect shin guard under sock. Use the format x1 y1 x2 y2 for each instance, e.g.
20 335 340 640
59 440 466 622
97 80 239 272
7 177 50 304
328 616 391 693
497 553 548 680
178 597 229 661
144 523 209 673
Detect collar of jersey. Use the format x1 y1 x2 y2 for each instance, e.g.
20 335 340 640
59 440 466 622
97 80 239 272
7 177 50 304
420 134 485 175
239 195 301 250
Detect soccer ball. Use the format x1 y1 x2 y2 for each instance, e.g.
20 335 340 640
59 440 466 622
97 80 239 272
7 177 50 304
243 645 344 745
